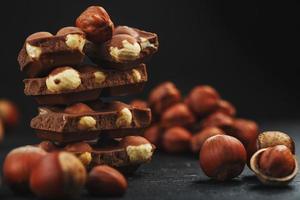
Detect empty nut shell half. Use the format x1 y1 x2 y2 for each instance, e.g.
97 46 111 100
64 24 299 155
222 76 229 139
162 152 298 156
250 148 298 186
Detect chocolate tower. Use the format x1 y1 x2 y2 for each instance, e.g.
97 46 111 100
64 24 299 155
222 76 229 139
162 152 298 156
17 6 158 173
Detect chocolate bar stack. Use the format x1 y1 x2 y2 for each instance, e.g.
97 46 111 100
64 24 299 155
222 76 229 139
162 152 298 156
17 6 158 173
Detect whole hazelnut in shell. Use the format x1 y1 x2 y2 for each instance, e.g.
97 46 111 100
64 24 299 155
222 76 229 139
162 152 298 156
30 152 86 199
3 146 47 193
199 135 247 181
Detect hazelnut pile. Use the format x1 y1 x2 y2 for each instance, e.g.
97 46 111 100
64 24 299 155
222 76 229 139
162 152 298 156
3 146 128 198
134 82 298 184
0 99 20 143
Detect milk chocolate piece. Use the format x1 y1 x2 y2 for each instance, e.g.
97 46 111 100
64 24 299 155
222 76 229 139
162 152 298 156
24 64 148 105
84 26 158 70
31 101 152 143
18 27 86 78
35 137 155 173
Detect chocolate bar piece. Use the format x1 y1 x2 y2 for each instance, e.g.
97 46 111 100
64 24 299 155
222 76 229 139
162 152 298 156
18 27 86 78
37 136 155 173
24 64 148 105
31 101 152 143
84 26 158 70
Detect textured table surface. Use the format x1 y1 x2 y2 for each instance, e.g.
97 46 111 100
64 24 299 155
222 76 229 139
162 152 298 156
0 120 299 200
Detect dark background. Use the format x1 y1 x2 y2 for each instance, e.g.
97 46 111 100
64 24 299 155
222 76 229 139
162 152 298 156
0 0 299 132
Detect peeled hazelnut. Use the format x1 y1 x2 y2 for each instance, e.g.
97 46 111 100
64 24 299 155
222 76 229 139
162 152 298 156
185 85 220 116
116 107 132 128
250 145 298 185
65 103 94 114
78 116 97 130
199 135 247 181
200 112 234 130
120 136 154 163
132 69 142 82
30 152 87 199
148 82 181 115
76 6 114 43
37 141 58 152
3 146 47 193
225 119 259 163
46 67 81 93
0 99 20 128
56 27 86 52
143 124 162 147
257 131 295 154
86 165 127 196
109 34 141 62
190 127 225 153
65 33 85 51
215 100 236 117
162 127 192 153
161 103 195 128
130 99 148 109
64 142 93 167
94 71 106 85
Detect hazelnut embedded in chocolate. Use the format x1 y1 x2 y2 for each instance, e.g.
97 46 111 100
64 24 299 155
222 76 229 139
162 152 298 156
46 67 81 93
120 136 154 163
76 6 114 43
116 107 133 128
108 34 141 63
148 82 181 115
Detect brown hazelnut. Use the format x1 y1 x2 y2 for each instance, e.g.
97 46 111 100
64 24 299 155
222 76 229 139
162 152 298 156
215 100 236 117
37 141 58 152
120 136 154 163
148 82 181 115
185 85 220 116
250 145 298 186
161 103 195 128
130 99 148 109
257 131 295 154
30 151 86 199
259 145 295 178
64 103 94 114
86 165 127 196
143 124 162 147
0 99 20 128
76 6 114 43
162 127 192 153
3 146 47 193
225 119 259 162
200 112 234 130
199 135 247 181
190 127 225 153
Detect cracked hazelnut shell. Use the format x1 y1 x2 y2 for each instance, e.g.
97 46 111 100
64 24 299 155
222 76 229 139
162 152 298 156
250 145 298 186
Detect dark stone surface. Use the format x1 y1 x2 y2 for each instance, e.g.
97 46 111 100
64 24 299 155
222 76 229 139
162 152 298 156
0 120 299 199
